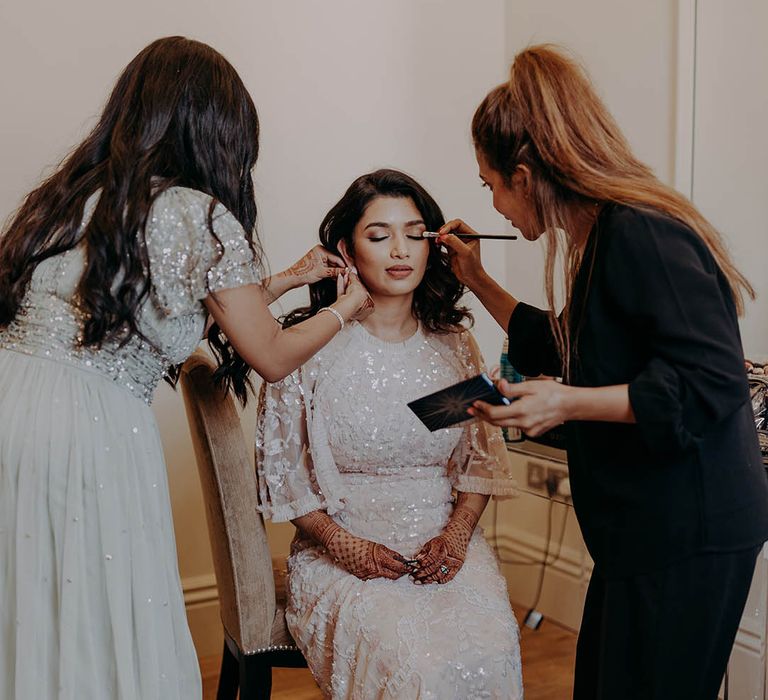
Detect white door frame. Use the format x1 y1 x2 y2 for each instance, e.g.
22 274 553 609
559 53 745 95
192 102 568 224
674 0 697 199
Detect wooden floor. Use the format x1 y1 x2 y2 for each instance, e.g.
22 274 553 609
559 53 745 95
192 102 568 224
201 606 578 700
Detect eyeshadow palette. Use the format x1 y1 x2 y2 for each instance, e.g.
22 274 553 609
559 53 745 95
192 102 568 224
408 372 511 432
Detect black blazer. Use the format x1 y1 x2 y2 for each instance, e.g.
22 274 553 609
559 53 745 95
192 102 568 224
508 203 768 577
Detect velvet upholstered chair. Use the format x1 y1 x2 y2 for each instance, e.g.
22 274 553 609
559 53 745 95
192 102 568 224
180 351 307 699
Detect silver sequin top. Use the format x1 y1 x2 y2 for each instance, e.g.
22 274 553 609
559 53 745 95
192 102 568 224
0 187 261 403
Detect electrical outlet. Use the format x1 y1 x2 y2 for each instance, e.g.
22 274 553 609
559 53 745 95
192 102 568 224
527 461 546 489
545 467 570 499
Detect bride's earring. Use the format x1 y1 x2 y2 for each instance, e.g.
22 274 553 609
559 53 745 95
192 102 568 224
337 239 355 270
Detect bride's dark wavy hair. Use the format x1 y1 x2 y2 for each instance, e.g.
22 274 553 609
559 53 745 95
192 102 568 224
0 36 262 401
283 169 472 332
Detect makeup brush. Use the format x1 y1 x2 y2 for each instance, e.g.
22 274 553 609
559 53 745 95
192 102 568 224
421 231 517 241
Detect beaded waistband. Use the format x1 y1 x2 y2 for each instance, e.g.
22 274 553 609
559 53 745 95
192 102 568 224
0 294 168 404
337 464 448 478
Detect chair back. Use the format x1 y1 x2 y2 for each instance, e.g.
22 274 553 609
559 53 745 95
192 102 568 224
180 350 276 653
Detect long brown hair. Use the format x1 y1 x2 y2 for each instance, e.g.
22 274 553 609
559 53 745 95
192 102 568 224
282 169 472 332
472 44 754 372
0 36 262 401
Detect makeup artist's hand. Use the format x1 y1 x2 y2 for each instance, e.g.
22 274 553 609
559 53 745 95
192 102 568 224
336 268 374 322
469 378 572 438
436 219 485 287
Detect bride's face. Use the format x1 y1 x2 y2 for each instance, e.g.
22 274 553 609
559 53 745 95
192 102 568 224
343 196 430 298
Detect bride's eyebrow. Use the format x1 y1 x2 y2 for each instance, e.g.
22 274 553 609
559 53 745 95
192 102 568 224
405 219 426 227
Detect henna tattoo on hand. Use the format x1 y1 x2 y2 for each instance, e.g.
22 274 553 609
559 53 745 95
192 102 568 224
411 503 481 584
359 296 374 313
299 511 408 580
286 255 314 279
302 510 342 549
451 504 480 532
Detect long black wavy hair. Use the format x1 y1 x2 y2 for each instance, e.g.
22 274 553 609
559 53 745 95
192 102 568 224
0 36 262 401
283 169 472 332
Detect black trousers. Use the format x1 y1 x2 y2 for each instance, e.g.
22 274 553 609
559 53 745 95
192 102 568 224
573 546 760 700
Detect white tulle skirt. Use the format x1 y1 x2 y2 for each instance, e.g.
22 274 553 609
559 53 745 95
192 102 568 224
0 349 201 699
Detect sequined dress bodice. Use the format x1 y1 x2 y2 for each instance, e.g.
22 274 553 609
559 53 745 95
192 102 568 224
315 322 463 475
0 247 203 404
0 187 260 403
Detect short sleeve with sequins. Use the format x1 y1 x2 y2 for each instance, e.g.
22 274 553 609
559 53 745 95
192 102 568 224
145 187 262 317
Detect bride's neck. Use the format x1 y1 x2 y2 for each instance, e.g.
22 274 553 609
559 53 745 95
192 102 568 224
361 293 418 342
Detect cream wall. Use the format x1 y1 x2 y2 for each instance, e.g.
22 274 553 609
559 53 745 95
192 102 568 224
688 0 768 358
0 0 510 655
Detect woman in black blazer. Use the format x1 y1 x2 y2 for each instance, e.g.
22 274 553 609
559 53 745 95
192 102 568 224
438 45 768 699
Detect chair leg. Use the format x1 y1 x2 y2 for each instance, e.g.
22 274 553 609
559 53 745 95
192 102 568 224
216 640 239 700
238 654 273 700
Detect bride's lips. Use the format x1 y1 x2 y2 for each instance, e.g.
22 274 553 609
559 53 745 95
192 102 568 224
385 265 413 279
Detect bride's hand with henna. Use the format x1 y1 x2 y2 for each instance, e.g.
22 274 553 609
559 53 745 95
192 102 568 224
328 532 412 581
295 511 410 581
411 504 478 584
410 532 467 585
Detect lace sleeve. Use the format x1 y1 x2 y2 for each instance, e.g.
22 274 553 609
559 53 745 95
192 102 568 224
448 331 518 497
146 187 261 318
255 369 326 522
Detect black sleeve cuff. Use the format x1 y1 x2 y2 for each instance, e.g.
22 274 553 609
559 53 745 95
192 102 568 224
628 357 695 456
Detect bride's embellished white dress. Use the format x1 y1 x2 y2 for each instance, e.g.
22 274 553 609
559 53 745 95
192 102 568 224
0 187 260 699
257 322 523 699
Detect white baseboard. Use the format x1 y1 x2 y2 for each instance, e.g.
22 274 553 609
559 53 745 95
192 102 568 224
486 514 591 632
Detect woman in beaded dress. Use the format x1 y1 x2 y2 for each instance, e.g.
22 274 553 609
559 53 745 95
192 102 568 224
256 170 523 699
0 38 372 700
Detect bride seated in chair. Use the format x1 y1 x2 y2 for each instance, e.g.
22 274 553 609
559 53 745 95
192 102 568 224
256 169 523 699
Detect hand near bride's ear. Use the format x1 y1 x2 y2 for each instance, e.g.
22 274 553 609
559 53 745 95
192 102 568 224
261 245 346 304
337 269 374 322
286 244 346 285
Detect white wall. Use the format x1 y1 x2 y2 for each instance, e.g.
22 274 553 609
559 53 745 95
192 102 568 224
689 0 768 359
0 0 509 655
